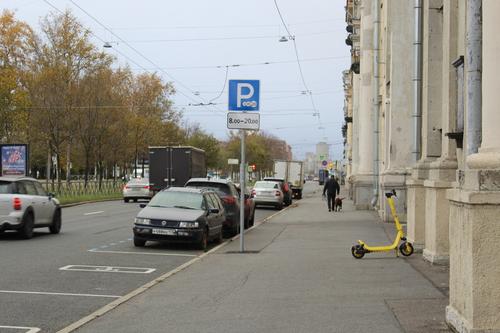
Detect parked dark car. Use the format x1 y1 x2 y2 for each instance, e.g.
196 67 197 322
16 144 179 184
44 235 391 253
185 178 255 236
132 187 224 251
263 177 292 206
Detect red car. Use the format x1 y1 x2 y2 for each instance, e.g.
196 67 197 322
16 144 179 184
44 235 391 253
185 178 256 236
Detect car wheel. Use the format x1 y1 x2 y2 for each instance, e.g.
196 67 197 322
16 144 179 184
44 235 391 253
124 198 129 203
197 228 208 251
20 212 34 239
249 209 255 227
49 209 62 234
214 227 223 244
277 203 284 210
133 237 146 247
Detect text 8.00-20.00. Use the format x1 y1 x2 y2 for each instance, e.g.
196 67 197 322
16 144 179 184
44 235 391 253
227 112 260 130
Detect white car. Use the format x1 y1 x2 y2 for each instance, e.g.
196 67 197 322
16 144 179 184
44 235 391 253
123 178 152 203
0 176 61 239
251 181 285 210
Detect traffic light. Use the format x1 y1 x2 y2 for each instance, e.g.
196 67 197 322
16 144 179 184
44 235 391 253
250 164 256 171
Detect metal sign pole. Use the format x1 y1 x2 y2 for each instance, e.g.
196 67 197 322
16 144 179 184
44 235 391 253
239 129 246 253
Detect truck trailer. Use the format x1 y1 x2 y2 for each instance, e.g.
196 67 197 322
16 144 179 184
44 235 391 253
273 160 304 199
149 146 206 192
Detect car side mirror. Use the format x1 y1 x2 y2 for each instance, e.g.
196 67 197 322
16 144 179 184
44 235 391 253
139 203 147 208
209 208 219 214
48 192 55 199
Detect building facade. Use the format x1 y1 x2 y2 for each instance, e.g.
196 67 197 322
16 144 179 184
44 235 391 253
344 0 500 332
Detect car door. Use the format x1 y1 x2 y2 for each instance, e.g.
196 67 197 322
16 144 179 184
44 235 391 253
210 193 225 233
33 181 53 223
21 180 47 224
204 193 218 237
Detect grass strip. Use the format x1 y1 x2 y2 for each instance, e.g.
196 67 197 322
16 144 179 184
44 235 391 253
58 192 122 205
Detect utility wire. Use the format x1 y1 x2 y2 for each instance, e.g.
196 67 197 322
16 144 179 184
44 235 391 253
272 0 322 123
67 0 216 108
129 56 349 71
209 66 229 103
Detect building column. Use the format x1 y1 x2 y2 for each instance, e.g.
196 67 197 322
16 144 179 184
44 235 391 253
406 0 443 249
378 0 413 222
446 1 500 331
422 0 459 265
352 0 374 209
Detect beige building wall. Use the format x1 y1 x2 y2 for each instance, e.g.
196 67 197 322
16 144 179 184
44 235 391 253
352 0 375 209
446 0 500 331
377 0 414 222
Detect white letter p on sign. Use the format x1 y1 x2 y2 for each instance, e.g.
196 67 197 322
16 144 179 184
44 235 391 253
236 83 254 107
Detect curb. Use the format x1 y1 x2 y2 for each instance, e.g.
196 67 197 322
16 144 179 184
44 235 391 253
60 199 122 208
56 199 298 333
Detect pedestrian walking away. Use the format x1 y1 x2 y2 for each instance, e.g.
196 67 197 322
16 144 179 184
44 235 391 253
322 175 340 212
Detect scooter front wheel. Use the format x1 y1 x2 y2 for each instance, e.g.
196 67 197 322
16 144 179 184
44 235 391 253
351 245 365 259
399 242 414 256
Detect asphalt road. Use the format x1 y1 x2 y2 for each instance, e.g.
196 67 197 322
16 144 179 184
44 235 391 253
0 194 293 333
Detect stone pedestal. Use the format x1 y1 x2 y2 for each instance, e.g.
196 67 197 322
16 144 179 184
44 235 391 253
352 174 374 210
446 170 500 332
422 160 457 264
379 172 409 222
406 179 425 251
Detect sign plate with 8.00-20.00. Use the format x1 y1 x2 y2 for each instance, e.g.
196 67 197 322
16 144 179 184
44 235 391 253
227 112 260 130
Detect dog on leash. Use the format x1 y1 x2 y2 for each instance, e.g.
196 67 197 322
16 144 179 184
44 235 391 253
334 197 345 212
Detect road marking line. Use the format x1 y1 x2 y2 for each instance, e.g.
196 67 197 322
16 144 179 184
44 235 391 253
83 211 104 216
59 265 156 274
0 326 40 333
0 290 120 298
88 249 197 257
56 207 291 333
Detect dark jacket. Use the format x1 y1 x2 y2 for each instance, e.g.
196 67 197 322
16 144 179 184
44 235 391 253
323 178 340 196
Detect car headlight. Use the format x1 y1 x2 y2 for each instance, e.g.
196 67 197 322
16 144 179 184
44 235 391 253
179 221 199 228
134 217 151 225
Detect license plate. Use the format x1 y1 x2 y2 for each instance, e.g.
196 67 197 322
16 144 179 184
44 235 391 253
152 228 176 236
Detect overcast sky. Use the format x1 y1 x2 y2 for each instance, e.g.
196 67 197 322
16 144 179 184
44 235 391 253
3 0 350 160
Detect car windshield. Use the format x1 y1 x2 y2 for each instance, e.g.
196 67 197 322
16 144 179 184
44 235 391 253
185 182 230 196
254 181 279 189
148 191 203 210
128 178 148 185
0 181 13 194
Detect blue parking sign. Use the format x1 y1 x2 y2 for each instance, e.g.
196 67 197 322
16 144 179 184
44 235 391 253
228 80 260 111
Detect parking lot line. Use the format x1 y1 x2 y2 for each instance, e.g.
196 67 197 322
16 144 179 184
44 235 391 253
83 211 104 216
0 290 121 298
59 265 156 274
0 326 40 333
88 249 197 257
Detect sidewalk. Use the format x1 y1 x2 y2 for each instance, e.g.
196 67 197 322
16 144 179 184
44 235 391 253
71 187 451 333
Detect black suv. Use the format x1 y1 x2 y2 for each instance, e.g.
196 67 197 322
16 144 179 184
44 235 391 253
185 178 255 236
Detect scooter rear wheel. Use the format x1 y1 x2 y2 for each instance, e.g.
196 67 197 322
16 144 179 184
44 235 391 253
399 242 414 256
351 245 365 259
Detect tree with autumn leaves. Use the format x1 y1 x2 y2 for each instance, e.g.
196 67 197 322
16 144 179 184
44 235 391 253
0 10 293 184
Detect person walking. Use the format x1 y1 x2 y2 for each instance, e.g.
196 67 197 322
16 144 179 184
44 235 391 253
322 175 340 212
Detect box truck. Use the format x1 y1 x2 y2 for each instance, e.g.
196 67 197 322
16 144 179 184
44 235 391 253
149 146 206 192
273 160 304 199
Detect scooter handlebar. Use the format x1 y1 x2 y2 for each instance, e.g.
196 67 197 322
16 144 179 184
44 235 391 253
385 189 397 198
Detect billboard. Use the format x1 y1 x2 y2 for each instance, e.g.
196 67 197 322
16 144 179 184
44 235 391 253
1 144 28 176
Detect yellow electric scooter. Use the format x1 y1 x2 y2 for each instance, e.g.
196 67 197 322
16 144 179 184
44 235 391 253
351 189 414 259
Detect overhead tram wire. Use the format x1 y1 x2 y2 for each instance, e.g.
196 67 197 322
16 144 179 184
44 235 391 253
208 66 229 104
42 0 219 115
272 0 322 124
67 0 222 112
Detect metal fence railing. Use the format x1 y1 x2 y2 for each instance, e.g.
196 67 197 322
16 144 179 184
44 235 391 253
41 180 124 197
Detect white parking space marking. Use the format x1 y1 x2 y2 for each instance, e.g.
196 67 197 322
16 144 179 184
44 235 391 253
83 211 104 216
88 249 197 257
59 265 156 274
0 326 41 332
0 290 121 298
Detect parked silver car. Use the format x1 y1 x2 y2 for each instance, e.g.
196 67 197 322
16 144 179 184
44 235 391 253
0 176 61 239
251 181 284 210
123 178 152 203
